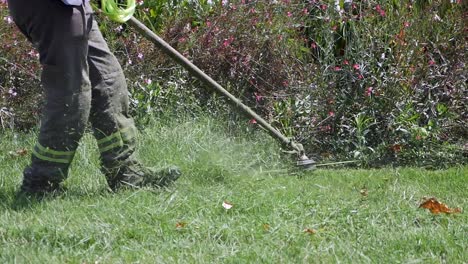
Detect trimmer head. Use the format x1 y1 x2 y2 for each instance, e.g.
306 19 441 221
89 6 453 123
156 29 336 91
296 154 316 170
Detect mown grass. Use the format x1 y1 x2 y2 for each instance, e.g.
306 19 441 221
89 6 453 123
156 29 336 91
0 117 466 263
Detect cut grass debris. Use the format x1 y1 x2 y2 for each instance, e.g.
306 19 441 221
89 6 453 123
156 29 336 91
0 118 466 263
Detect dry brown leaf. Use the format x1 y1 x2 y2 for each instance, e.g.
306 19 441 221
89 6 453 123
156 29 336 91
419 197 462 214
360 188 368 196
176 222 187 229
9 148 28 157
16 148 28 156
303 228 316 234
262 223 270 231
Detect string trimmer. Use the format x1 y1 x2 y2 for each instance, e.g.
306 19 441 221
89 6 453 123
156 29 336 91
99 0 355 170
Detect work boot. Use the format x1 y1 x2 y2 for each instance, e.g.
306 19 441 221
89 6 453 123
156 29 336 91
18 167 66 196
107 163 182 191
13 182 66 210
19 181 62 196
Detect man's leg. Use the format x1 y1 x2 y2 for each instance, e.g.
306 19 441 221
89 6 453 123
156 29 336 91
86 17 180 190
86 15 138 189
8 0 93 193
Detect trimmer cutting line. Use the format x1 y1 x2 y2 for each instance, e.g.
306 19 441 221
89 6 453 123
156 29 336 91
100 0 357 170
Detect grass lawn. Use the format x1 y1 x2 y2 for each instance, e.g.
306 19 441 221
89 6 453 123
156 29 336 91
0 118 466 263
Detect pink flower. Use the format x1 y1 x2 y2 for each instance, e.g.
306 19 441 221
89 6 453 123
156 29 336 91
358 74 364 80
136 0 144 5
334 66 342 71
428 60 436 66
223 36 234 48
303 8 309 15
137 53 144 60
320 125 332 132
353 64 360 70
249 119 257 124
287 11 293 17
8 89 17 97
3 16 13 24
145 78 152 85
328 111 335 117
28 50 38 58
343 60 349 65
320 4 327 10
404 21 410 28
254 93 262 102
366 87 373 97
310 42 317 49
375 5 386 17
115 25 123 32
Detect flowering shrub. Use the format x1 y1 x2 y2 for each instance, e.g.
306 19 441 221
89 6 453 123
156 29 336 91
0 2 41 129
294 0 467 166
310 1 464 167
1 0 466 166
148 0 467 166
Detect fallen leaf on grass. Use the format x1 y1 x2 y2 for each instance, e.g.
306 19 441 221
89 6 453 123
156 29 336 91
222 201 233 210
419 197 462 214
303 228 316 234
360 188 368 196
262 223 270 231
176 222 187 229
390 144 402 153
8 148 28 157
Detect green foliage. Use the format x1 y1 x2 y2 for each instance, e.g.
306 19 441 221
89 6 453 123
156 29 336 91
290 0 467 167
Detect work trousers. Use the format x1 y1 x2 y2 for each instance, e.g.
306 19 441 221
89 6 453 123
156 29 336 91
7 0 138 187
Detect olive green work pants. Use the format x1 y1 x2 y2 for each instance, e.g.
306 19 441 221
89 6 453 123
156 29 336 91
7 0 138 188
